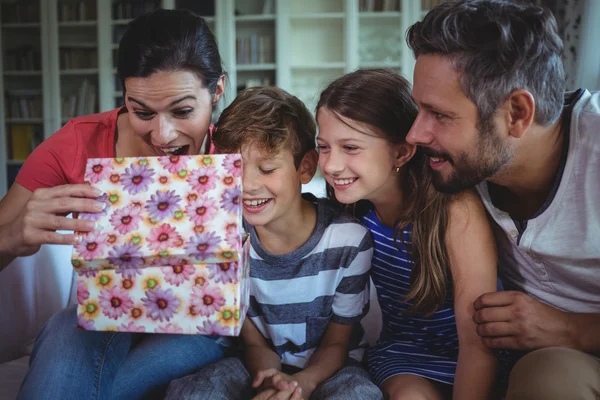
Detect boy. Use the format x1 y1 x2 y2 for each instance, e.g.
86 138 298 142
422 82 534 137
166 87 382 400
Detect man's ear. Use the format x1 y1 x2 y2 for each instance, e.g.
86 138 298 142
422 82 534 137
394 142 416 170
505 89 535 139
298 149 318 185
212 75 226 105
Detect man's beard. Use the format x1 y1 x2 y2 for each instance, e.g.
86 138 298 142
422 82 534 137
430 119 513 194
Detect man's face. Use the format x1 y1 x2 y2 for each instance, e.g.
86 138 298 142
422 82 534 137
407 54 513 193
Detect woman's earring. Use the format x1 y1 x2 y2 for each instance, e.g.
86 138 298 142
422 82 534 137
396 166 400 173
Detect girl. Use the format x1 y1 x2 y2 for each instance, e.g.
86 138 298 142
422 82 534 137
315 69 498 400
7 9 227 400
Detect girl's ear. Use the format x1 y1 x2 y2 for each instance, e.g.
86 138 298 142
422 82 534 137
298 149 318 185
394 142 416 169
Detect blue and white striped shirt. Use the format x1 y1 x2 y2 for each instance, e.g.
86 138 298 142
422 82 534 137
363 209 460 386
245 198 372 368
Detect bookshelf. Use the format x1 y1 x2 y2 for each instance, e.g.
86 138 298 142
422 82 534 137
0 0 447 198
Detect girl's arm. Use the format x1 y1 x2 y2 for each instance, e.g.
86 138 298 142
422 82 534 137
446 190 498 400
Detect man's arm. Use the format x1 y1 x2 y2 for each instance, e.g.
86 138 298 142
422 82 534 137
474 291 600 354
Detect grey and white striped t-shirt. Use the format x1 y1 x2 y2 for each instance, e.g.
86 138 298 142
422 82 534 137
245 197 373 369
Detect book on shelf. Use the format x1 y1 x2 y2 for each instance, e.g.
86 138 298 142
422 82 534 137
359 0 400 12
262 0 275 14
236 35 274 65
175 0 215 17
237 77 272 92
421 0 447 10
1 2 40 24
4 46 41 71
61 79 97 119
112 0 160 20
6 89 43 119
7 124 42 161
60 47 98 69
58 0 97 22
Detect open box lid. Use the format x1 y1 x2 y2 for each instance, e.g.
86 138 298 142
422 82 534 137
71 154 243 273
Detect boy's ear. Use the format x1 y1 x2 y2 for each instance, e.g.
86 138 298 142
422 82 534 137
298 149 318 185
394 142 416 169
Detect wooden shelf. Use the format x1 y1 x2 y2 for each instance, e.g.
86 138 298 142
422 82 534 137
7 160 25 166
2 22 40 28
236 14 276 22
359 60 402 68
291 62 346 69
112 19 133 25
60 68 99 75
58 20 97 27
291 12 345 20
359 12 402 18
237 63 276 71
3 70 42 76
6 118 44 124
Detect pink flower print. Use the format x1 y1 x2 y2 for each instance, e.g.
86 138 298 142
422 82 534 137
98 286 134 320
108 243 144 270
116 267 142 280
185 232 222 261
142 287 181 322
76 231 109 261
155 324 184 334
79 193 110 221
122 162 155 195
159 155 187 174
198 320 231 336
85 159 114 184
77 280 90 305
118 321 145 332
207 262 238 284
187 167 218 193
77 269 97 278
77 314 95 331
162 264 196 286
190 285 226 317
220 187 241 215
222 154 242 177
109 205 143 235
146 190 181 222
147 223 182 252
185 197 218 226
225 230 240 250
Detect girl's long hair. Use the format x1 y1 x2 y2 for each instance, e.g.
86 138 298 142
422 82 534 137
317 69 451 316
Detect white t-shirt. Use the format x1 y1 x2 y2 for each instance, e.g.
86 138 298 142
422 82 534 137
476 89 600 313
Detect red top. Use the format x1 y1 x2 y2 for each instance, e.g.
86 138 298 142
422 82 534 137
16 107 215 192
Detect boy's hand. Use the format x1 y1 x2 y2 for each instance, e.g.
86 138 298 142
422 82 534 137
250 387 303 400
253 368 298 392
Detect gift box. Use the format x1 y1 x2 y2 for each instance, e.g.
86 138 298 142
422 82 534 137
72 154 249 335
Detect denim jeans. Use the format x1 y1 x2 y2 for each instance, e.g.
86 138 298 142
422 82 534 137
18 305 226 400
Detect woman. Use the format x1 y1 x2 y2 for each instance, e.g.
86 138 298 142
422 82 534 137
0 9 227 400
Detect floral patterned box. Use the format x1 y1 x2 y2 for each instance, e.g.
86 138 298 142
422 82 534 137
72 154 249 335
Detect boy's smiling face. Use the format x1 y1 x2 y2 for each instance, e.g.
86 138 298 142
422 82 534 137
241 144 314 228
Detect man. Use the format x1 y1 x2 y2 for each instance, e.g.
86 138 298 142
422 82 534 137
405 1 600 399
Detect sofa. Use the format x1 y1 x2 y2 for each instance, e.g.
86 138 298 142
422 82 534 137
0 243 76 399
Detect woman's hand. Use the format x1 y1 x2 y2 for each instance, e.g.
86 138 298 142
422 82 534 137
0 183 105 261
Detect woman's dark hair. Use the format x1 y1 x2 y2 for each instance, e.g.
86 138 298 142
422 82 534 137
117 8 223 94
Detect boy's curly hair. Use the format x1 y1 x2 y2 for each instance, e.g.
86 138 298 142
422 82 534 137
213 87 316 167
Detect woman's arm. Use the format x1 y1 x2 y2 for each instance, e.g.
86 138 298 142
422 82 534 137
446 190 498 400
